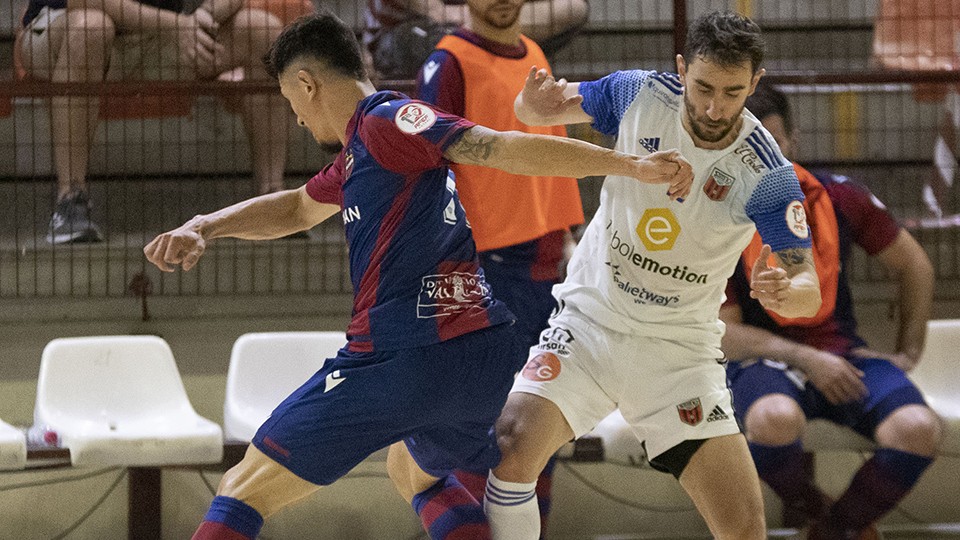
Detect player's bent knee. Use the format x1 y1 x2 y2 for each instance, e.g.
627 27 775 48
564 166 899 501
877 405 943 457
63 9 116 43
744 394 804 445
493 394 569 481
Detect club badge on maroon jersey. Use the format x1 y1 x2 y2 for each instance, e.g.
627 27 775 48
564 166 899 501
395 103 437 135
703 167 735 201
677 397 703 426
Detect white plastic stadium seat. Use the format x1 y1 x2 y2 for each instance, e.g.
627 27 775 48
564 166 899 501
0 419 26 470
587 410 647 467
911 319 960 454
224 332 345 442
34 336 223 467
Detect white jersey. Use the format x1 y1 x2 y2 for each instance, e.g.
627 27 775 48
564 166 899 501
556 70 812 358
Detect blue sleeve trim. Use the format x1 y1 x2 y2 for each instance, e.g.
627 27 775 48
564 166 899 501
648 72 683 95
746 165 812 251
578 70 650 136
746 130 786 170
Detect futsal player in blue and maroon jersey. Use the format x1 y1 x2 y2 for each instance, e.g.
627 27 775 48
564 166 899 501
723 82 941 540
144 11 694 540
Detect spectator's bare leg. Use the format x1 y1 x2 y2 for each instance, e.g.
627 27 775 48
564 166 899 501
218 9 288 194
24 9 114 199
53 11 114 198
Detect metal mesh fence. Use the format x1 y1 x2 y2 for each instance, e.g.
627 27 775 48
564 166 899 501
1 0 959 301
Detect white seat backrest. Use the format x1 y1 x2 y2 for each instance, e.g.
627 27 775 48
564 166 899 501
912 319 960 412
36 336 195 425
226 332 344 416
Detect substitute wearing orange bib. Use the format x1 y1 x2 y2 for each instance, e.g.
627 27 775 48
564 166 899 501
425 32 584 252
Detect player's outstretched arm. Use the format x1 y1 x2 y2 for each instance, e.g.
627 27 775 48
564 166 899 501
748 244 822 318
514 66 592 126
144 186 339 272
444 125 694 200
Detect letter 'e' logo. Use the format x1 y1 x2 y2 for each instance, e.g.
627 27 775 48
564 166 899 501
636 208 680 251
522 353 561 382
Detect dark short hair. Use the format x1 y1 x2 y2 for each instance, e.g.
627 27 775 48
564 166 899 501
264 11 367 81
684 11 765 73
745 81 793 133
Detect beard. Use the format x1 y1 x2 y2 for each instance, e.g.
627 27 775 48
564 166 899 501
683 95 741 143
482 3 522 29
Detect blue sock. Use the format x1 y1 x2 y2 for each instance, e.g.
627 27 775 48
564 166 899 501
827 447 933 532
192 496 264 540
413 475 489 540
749 441 829 521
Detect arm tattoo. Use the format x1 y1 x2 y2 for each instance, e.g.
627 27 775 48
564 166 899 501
774 247 815 273
447 127 498 165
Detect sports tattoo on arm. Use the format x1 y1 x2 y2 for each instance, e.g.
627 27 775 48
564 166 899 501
774 247 815 275
445 126 501 165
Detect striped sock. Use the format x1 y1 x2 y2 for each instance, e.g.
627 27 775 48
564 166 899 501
826 448 933 532
456 459 555 540
192 496 263 540
484 472 539 540
453 469 488 502
413 475 490 540
749 441 830 523
536 457 557 539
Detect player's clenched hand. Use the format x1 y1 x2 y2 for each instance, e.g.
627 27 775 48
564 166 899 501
144 224 206 272
633 149 693 200
804 349 867 404
749 244 791 310
520 66 583 119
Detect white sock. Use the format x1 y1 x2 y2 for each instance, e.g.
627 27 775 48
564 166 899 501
484 471 540 540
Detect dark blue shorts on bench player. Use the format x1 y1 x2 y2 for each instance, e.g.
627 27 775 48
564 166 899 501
728 356 927 439
252 323 525 485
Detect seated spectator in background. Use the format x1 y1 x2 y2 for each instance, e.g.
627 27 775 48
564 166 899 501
414 0 584 535
365 0 587 80
19 0 293 244
723 82 941 539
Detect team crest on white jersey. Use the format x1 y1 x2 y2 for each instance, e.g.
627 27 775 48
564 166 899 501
786 201 809 238
395 103 437 134
703 167 735 202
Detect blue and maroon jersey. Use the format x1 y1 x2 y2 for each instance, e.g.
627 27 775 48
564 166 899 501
305 90 514 352
727 172 901 355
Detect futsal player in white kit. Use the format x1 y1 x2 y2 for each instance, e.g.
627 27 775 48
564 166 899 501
482 11 823 540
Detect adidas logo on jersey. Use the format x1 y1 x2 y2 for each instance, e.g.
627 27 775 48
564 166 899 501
639 137 661 153
706 405 729 423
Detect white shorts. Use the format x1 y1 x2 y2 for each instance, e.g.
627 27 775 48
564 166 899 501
511 305 740 460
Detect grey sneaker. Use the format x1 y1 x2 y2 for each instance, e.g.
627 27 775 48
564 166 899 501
47 191 104 245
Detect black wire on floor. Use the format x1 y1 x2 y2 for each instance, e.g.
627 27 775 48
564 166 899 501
559 461 696 513
0 467 120 492
50 470 127 540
